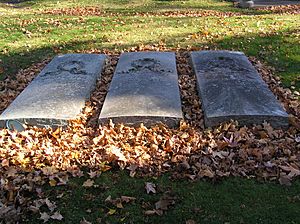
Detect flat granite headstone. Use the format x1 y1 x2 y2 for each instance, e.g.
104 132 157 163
190 50 289 128
99 52 183 127
0 54 106 130
253 0 300 7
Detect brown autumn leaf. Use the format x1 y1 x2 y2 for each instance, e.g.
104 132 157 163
155 192 176 211
45 198 57 212
82 179 94 187
80 218 92 224
6 167 17 177
144 210 157 216
28 206 39 213
121 196 136 203
105 195 123 208
186 220 196 224
105 195 112 203
88 170 101 179
40 212 50 223
50 211 63 221
279 175 292 186
145 182 156 194
49 179 57 187
1 159 9 167
199 168 215 178
127 164 138 177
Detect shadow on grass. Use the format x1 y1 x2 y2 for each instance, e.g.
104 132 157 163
0 39 105 80
211 28 300 87
0 0 34 8
0 0 273 15
0 0 30 3
1 25 299 87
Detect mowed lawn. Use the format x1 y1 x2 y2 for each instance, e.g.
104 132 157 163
0 0 300 223
0 0 299 89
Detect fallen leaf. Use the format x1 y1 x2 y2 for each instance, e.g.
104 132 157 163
155 191 176 211
144 210 157 215
116 201 124 209
45 198 57 212
40 212 50 223
50 211 63 220
121 196 136 203
186 220 196 224
49 179 57 187
107 208 116 215
145 182 156 194
279 175 292 186
80 218 92 224
2 159 9 167
88 170 101 178
82 179 94 187
6 167 17 177
105 195 112 203
155 198 175 210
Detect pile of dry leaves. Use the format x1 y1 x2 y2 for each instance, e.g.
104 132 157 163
42 5 300 17
256 4 300 15
42 7 241 18
0 50 299 222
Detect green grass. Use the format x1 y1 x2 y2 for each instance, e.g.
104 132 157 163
0 0 299 88
22 171 300 224
1 0 240 12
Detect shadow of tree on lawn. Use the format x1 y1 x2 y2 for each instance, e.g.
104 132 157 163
1 25 299 88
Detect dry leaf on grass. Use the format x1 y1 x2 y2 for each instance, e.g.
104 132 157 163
80 218 92 224
40 212 50 223
50 211 63 221
145 182 156 194
82 179 94 187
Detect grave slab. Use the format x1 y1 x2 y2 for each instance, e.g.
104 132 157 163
253 0 300 7
190 50 289 128
99 52 183 127
0 54 106 130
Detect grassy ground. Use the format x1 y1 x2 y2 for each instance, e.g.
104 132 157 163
0 0 300 223
23 171 300 224
0 0 299 89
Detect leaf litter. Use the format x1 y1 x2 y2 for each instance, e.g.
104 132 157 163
0 49 299 222
42 7 242 18
42 5 300 17
256 4 300 15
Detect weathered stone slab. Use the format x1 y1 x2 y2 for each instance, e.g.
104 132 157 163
99 52 183 127
253 0 300 7
238 0 300 8
0 54 106 130
190 50 289 128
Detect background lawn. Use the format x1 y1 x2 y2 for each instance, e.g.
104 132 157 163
0 0 300 223
0 0 299 89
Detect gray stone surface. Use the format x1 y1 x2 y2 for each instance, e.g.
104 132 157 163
99 52 183 127
0 54 106 130
253 0 300 7
190 50 289 128
238 0 254 8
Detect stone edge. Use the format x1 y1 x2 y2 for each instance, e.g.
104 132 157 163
189 50 289 128
0 53 107 129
